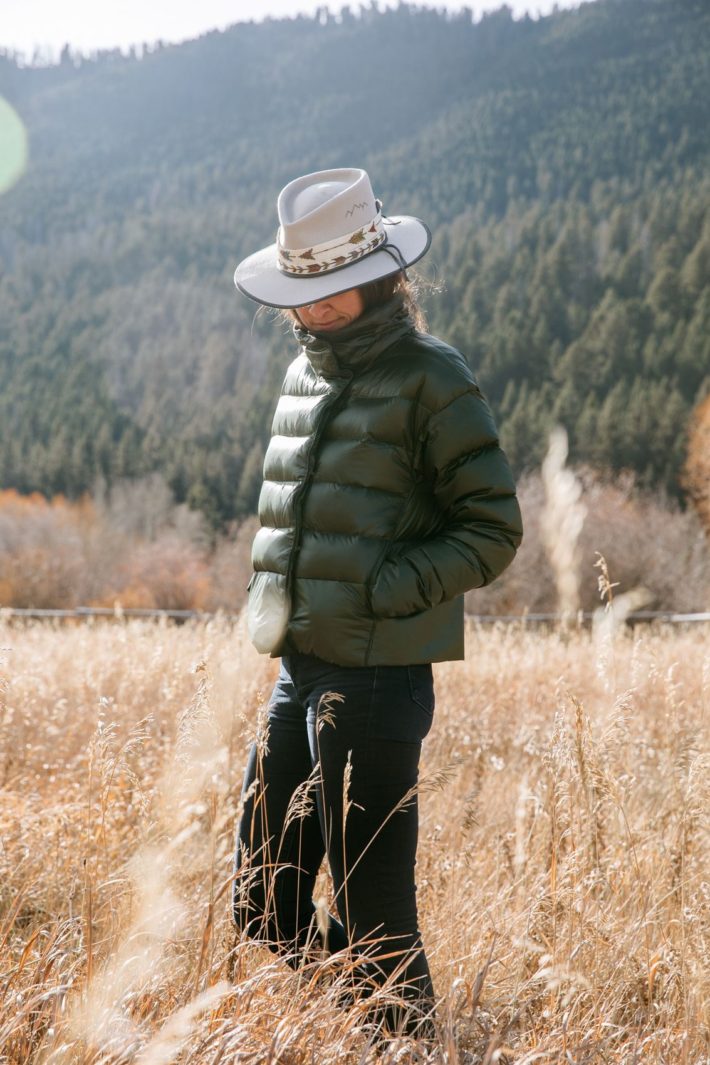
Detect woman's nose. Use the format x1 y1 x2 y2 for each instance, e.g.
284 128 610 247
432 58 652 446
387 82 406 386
307 300 331 317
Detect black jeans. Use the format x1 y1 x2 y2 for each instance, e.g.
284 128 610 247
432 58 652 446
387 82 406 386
233 652 436 1035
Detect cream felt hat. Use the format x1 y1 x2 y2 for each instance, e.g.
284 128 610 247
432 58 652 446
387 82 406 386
233 167 431 308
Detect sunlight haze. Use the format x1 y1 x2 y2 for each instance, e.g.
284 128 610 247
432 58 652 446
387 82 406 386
1 0 584 60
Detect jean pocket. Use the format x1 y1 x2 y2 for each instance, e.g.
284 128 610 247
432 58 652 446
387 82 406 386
407 664 435 715
365 665 435 744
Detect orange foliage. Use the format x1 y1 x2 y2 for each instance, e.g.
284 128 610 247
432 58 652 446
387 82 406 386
0 488 50 511
683 394 710 537
0 489 97 525
96 537 212 612
0 485 250 612
0 491 98 608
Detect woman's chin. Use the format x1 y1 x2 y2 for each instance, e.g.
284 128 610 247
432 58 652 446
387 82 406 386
313 320 344 332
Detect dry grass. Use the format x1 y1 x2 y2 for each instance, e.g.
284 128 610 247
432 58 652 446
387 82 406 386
0 616 707 1063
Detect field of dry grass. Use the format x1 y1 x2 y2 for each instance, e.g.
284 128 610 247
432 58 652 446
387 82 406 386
0 617 707 1064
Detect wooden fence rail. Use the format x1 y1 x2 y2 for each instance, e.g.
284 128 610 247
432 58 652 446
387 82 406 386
1 607 708 624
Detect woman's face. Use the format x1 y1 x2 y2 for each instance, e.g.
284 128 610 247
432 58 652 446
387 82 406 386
295 287 365 333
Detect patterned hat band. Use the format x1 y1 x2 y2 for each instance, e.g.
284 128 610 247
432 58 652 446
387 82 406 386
277 207 387 276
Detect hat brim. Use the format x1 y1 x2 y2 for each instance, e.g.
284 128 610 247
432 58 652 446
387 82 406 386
233 216 431 308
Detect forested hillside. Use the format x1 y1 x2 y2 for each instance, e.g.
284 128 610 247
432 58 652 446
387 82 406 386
0 0 708 526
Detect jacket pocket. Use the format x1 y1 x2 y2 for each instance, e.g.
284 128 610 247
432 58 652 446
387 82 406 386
364 544 392 617
246 571 290 654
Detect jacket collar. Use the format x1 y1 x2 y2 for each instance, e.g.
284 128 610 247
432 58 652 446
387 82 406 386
294 294 415 378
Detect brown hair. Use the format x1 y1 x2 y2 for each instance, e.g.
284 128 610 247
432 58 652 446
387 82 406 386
283 270 428 332
360 271 428 331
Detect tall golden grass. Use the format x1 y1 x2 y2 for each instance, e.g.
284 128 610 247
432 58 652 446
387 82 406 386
0 616 707 1063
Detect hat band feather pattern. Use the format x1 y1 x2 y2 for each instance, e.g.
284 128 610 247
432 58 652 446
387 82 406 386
277 210 386 276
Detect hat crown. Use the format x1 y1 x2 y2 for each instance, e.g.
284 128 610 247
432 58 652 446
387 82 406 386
233 164 431 307
278 168 377 251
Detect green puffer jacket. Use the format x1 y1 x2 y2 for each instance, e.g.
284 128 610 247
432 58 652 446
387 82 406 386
248 295 523 666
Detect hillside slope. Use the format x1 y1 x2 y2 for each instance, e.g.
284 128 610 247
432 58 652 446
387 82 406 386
0 0 708 522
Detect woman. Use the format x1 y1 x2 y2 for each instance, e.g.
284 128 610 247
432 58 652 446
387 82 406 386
231 168 522 1038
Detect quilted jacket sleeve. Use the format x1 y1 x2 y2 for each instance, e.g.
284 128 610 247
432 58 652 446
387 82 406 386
370 385 523 618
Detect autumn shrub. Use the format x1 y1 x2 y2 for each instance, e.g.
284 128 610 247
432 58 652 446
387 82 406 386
1 471 706 615
466 468 710 616
0 481 215 611
683 393 710 537
99 535 209 610
204 515 259 613
0 489 95 608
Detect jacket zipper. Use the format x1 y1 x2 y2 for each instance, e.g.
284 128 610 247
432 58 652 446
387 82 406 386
284 373 354 604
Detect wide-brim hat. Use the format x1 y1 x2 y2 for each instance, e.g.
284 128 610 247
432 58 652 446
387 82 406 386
234 167 431 308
